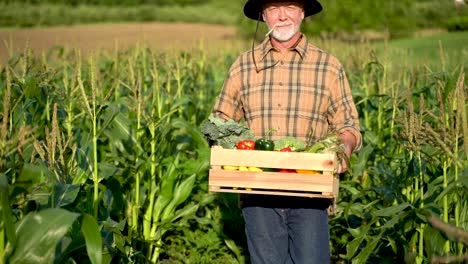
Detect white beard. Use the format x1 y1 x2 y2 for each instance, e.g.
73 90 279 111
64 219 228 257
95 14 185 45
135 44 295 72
268 19 302 42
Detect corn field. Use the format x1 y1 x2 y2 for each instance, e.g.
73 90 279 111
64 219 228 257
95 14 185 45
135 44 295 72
0 42 467 264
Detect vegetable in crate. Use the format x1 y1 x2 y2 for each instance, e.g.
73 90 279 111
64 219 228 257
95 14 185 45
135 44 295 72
296 169 320 174
305 132 347 172
278 145 295 172
223 165 239 170
274 136 306 151
253 129 276 171
255 138 274 151
236 139 256 150
279 147 292 152
236 140 262 171
255 129 275 151
305 132 343 154
201 114 256 149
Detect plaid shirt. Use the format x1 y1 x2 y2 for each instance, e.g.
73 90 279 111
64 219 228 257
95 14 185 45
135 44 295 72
212 34 361 150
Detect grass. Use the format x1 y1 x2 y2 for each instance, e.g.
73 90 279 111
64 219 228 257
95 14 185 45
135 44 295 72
372 31 468 71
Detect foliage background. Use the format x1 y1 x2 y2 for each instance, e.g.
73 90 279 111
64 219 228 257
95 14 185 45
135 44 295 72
0 0 467 264
1 0 467 38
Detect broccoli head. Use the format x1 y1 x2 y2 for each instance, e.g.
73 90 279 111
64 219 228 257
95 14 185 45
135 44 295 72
200 114 256 149
274 137 306 151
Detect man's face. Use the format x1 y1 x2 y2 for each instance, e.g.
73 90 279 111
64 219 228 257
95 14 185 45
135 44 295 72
262 1 305 42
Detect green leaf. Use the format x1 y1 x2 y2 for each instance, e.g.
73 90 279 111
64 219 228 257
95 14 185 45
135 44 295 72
1 174 16 250
16 163 48 193
457 173 468 189
97 162 119 181
339 181 362 197
352 145 374 179
381 211 406 229
108 111 132 141
81 214 102 264
161 174 196 220
352 233 382 264
363 130 380 146
171 203 199 222
72 167 90 185
345 233 366 260
374 202 412 217
152 157 178 222
172 174 196 208
97 104 120 138
53 183 81 208
224 238 242 260
172 119 209 148
8 208 79 263
347 228 362 238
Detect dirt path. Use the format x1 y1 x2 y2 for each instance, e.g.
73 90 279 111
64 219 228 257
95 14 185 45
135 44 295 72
0 22 245 62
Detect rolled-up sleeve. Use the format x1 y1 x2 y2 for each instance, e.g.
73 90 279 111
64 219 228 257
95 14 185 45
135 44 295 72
212 59 244 122
328 66 362 152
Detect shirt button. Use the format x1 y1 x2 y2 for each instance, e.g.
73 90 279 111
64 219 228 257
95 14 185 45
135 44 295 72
280 61 284 65
279 82 283 86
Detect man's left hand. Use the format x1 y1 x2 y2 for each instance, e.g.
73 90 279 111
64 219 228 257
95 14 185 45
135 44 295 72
335 131 357 174
335 143 352 174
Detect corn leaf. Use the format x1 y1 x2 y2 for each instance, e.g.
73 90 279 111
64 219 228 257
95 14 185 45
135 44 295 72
161 173 196 220
352 233 382 264
374 202 412 217
224 238 242 260
1 174 16 251
152 156 179 222
53 183 81 208
16 163 48 193
345 230 367 260
8 208 79 263
171 203 199 223
81 214 102 264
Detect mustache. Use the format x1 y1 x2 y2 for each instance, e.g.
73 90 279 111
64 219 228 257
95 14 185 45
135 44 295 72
274 23 292 27
265 23 292 36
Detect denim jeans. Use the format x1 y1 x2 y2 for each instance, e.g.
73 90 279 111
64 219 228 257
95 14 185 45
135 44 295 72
241 195 331 264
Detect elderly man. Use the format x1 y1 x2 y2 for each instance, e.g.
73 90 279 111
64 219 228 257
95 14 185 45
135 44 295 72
211 0 362 263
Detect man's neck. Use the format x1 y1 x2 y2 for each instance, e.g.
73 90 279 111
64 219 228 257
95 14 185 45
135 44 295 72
270 32 302 52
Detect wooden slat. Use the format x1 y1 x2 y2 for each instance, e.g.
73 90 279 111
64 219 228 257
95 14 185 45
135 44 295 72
209 169 335 193
209 186 335 199
210 147 336 171
208 146 340 213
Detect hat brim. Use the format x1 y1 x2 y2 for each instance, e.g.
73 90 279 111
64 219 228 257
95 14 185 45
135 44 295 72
243 0 322 21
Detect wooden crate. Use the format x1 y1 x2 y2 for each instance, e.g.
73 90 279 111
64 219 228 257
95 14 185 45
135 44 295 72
209 146 340 212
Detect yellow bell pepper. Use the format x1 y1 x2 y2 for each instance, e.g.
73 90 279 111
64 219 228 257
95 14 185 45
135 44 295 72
295 169 321 174
223 165 239 170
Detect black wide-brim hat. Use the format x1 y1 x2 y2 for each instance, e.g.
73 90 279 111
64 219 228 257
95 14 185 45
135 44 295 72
243 0 322 21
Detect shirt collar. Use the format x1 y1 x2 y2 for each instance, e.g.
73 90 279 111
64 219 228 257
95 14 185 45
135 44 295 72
258 33 308 61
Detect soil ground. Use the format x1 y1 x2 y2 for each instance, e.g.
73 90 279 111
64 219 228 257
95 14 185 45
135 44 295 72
0 22 245 62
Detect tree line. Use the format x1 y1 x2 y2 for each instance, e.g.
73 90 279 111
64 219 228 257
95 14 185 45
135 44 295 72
1 0 466 38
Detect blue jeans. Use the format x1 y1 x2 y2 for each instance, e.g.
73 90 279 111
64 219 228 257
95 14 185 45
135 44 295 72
241 195 331 264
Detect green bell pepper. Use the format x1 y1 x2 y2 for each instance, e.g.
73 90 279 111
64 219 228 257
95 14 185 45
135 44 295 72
254 128 275 151
254 138 275 151
254 129 277 171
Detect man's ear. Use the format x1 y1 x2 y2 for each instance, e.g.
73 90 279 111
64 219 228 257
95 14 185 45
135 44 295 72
262 12 266 21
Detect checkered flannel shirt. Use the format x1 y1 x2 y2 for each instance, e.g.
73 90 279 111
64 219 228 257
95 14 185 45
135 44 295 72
212 34 362 151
